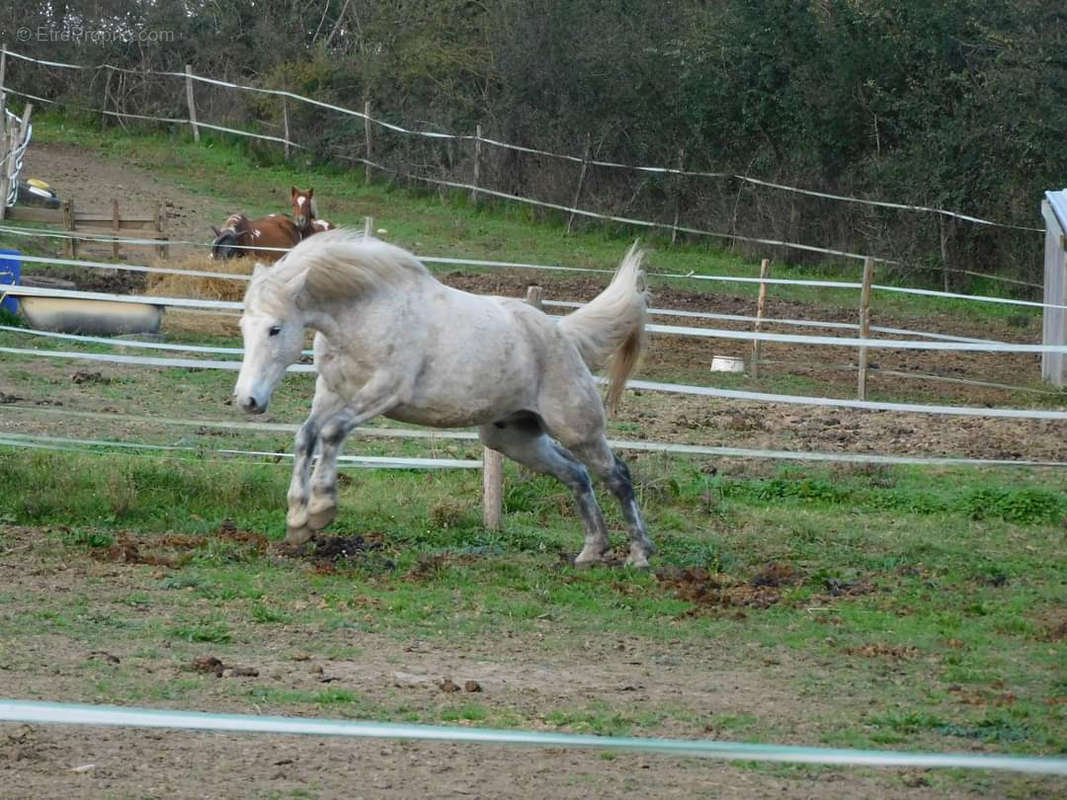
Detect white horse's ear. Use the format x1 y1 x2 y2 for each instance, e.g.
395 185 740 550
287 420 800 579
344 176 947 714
285 270 308 307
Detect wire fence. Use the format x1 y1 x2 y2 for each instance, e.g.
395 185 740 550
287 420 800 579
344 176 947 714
0 46 1046 292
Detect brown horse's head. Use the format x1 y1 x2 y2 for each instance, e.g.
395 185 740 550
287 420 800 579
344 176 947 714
291 186 316 233
212 214 251 260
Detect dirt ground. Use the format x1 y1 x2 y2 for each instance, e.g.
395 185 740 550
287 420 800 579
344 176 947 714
22 141 235 256
2 527 1059 800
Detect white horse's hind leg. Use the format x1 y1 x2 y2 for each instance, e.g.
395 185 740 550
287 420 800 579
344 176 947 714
479 417 612 566
571 436 654 569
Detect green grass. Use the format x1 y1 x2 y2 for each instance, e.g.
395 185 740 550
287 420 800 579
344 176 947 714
1 447 1065 796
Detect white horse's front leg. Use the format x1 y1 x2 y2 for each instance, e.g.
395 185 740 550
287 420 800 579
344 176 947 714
305 375 407 535
306 413 351 531
285 417 319 545
285 381 345 545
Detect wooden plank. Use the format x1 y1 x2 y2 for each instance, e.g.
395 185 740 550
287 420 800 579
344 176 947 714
6 207 65 224
751 258 769 379
857 257 875 400
74 223 167 236
75 214 156 225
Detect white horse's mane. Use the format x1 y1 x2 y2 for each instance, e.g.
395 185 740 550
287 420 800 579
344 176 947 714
246 229 430 312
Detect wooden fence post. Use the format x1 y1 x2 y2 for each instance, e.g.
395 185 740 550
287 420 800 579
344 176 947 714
482 448 503 531
363 215 373 238
156 202 168 259
363 99 372 184
282 97 291 161
184 65 200 143
63 199 77 259
857 257 875 400
751 258 769 378
102 67 114 129
0 45 6 95
0 106 8 221
112 198 121 258
939 216 953 293
470 123 482 205
671 146 685 246
483 284 545 530
566 133 592 234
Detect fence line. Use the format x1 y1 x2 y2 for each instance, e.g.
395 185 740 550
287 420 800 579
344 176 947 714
5 283 1061 349
4 699 1066 774
2 47 1042 235
0 221 1040 291
4 343 1067 420
6 249 1064 312
6 404 1066 469
0 431 480 470
4 292 1008 352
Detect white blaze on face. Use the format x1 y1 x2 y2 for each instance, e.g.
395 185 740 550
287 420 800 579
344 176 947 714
233 313 304 414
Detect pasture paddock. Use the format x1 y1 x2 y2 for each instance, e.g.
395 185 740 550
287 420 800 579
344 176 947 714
1 118 1066 798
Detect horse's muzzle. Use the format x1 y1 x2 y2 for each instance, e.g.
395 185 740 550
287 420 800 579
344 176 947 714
236 394 266 414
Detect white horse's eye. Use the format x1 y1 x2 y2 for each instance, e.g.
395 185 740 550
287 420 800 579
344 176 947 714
269 325 282 336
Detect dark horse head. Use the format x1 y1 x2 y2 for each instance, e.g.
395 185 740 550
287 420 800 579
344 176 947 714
211 214 251 260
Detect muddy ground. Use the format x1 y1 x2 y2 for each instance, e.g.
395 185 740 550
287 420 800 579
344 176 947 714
3 526 1059 800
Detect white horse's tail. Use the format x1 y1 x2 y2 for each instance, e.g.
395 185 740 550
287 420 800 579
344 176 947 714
558 243 649 412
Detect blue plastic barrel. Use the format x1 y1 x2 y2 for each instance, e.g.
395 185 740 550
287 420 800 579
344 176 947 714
0 248 21 315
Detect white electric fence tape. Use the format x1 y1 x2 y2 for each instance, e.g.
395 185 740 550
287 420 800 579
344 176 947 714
0 700 1065 775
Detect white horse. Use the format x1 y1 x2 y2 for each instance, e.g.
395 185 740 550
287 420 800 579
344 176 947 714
233 230 655 567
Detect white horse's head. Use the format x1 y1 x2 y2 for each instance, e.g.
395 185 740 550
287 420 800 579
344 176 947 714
233 263 306 414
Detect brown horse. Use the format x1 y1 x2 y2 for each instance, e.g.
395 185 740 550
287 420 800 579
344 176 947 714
211 213 302 261
290 187 335 238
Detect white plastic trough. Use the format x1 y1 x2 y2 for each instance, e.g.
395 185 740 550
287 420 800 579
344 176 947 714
710 355 745 373
12 294 164 336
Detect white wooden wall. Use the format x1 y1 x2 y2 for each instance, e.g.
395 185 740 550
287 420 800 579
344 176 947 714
1042 191 1067 386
